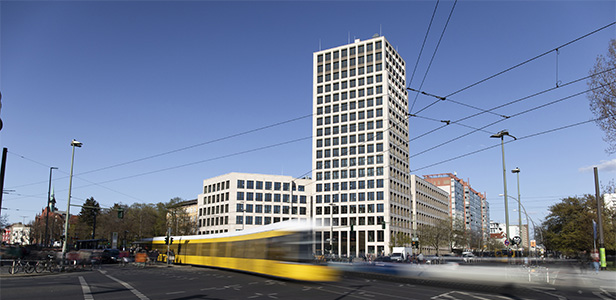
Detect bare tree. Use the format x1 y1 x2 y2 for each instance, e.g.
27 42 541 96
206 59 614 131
420 217 452 255
588 39 616 154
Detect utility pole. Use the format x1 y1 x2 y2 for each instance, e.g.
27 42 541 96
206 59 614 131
0 147 7 217
594 167 606 270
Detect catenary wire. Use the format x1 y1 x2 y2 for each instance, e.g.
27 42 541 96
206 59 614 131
411 82 614 158
410 21 616 115
407 0 440 92
410 117 602 172
409 0 458 114
6 113 313 190
409 68 614 142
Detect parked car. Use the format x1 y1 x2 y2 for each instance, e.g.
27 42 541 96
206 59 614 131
101 249 120 263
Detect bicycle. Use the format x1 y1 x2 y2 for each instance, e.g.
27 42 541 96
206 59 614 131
9 259 34 274
34 255 59 273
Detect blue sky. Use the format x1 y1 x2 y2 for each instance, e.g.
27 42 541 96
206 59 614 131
1 1 615 228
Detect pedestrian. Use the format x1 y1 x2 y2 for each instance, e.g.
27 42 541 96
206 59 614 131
591 251 600 274
418 252 424 264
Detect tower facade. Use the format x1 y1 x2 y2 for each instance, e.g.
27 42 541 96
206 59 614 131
312 36 409 256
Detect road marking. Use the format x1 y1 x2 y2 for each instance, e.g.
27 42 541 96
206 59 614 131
99 271 150 300
78 276 94 300
166 291 186 295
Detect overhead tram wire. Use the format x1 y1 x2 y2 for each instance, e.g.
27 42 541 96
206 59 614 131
410 117 603 172
411 81 616 158
77 113 313 177
409 21 616 115
407 0 440 95
409 68 615 142
4 152 145 203
7 113 313 190
409 0 458 114
75 136 313 187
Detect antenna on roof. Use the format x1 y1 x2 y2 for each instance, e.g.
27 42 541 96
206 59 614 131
348 32 350 44
319 39 321 51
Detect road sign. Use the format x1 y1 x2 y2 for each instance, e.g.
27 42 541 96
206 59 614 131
504 239 510 246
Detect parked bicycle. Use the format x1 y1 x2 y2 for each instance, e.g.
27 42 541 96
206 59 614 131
9 258 35 274
34 255 59 273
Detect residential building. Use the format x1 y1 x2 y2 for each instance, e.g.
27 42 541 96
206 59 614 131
312 35 409 256
423 173 489 248
605 193 616 211
410 175 449 255
197 172 312 234
3 223 32 245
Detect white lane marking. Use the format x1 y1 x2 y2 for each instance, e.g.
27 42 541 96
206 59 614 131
78 276 94 300
166 291 186 295
103 273 150 300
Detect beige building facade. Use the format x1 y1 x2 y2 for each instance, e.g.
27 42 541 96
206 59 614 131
312 36 410 256
197 172 312 234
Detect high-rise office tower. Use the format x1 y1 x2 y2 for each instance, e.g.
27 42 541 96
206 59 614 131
312 36 409 257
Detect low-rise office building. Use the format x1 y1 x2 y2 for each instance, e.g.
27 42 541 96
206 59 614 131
197 172 312 234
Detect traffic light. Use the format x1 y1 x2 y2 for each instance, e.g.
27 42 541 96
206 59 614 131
165 236 169 245
117 208 124 219
170 237 174 245
350 224 354 232
381 221 386 229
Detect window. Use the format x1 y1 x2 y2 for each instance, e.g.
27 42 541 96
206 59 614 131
256 181 263 190
237 180 245 188
247 180 254 189
237 192 244 200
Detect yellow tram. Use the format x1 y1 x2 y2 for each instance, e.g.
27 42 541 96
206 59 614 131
140 221 338 282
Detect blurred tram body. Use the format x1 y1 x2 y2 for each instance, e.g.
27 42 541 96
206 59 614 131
139 221 338 282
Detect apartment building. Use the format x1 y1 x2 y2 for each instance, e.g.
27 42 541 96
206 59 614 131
197 172 312 234
312 35 410 256
423 173 490 246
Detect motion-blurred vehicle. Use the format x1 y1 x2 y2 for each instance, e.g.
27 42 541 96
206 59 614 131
137 220 339 281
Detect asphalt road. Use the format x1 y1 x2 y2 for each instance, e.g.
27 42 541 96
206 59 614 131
1 263 614 300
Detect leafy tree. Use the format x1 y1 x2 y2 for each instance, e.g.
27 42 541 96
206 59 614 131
389 231 411 249
451 218 469 250
166 197 197 236
588 39 616 154
486 237 505 251
541 194 615 256
0 214 8 228
77 197 101 240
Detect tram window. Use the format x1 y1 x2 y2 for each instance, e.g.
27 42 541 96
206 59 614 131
231 241 245 258
216 242 229 257
201 243 211 256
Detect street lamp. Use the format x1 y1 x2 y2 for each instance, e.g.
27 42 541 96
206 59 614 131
44 166 58 247
511 167 522 247
62 139 82 263
490 130 516 245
